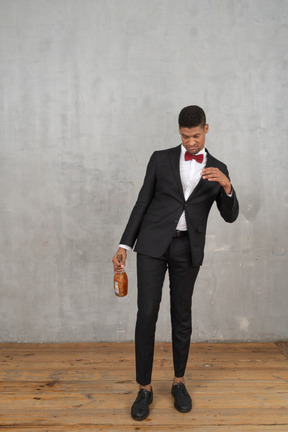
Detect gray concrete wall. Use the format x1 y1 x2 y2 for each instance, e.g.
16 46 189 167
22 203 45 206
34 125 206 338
0 0 287 342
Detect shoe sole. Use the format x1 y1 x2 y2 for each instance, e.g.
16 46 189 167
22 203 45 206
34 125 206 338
174 402 192 413
131 410 150 421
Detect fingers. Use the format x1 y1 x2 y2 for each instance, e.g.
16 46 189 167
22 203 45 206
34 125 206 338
202 167 224 182
201 167 219 177
112 257 124 273
112 249 127 273
112 256 124 272
201 168 231 191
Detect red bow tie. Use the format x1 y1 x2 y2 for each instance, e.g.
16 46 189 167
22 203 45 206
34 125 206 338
184 151 204 163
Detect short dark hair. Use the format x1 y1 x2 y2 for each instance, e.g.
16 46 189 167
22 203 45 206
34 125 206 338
178 105 206 129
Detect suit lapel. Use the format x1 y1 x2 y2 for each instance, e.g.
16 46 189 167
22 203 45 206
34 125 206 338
187 148 213 201
170 145 185 200
170 147 215 202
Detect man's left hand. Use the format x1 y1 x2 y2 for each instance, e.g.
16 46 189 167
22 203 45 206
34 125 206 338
201 168 232 195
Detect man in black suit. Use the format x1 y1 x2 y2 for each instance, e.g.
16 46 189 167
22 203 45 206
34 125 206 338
112 105 239 421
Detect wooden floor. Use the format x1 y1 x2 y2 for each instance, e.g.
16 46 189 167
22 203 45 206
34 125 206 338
0 342 287 431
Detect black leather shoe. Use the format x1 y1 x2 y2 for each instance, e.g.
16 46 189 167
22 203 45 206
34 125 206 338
131 388 153 421
171 382 192 413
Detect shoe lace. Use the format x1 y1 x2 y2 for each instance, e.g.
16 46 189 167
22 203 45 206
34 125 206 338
136 389 151 404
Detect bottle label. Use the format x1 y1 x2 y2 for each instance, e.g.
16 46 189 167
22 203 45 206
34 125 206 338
114 281 119 295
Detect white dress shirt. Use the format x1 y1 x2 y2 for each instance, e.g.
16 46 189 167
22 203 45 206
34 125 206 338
176 145 207 231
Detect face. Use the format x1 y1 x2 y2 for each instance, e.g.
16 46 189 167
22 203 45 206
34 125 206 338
179 124 209 155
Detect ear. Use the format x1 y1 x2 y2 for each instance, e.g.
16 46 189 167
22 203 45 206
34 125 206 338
204 124 209 134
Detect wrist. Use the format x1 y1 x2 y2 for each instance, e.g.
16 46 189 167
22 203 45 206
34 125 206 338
118 247 127 255
223 183 232 195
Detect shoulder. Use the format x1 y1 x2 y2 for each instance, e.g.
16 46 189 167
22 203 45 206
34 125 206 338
206 148 228 171
151 145 181 159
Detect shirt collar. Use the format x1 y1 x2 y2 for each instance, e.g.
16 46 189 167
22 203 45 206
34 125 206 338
181 145 206 157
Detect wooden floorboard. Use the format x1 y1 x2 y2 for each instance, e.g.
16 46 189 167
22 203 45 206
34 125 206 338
0 342 287 431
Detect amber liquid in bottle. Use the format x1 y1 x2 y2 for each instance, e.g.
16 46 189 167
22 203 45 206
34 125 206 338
114 254 128 297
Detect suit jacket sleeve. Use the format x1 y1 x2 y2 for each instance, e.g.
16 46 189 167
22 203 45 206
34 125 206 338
120 152 157 248
215 165 239 223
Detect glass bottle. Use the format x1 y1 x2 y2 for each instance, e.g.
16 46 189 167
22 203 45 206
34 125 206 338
113 254 128 297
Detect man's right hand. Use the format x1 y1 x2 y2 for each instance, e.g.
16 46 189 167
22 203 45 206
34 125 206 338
112 248 127 273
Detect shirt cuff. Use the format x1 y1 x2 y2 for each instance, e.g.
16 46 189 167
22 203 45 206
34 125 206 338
225 185 234 198
119 244 132 251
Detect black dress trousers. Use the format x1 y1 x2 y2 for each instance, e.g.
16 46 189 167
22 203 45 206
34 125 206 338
135 234 200 386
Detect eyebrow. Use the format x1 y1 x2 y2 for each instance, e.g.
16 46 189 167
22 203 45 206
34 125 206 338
182 133 200 138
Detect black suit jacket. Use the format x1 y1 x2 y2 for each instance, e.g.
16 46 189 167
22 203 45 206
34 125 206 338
120 145 239 267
